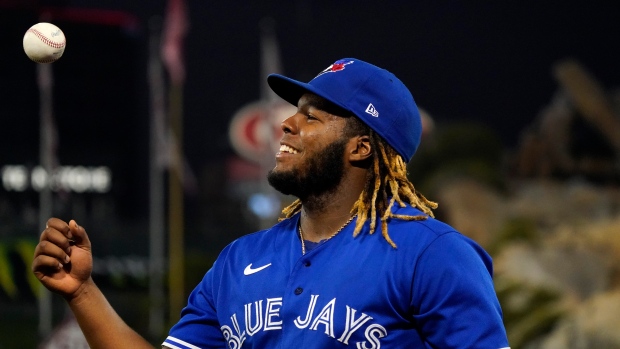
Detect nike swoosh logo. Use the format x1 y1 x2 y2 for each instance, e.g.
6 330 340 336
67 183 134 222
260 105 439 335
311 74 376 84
244 263 272 275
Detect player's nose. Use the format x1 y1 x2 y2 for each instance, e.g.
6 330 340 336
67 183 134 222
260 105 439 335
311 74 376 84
280 113 298 134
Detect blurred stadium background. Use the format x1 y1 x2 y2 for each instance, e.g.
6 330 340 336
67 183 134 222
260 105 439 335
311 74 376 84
1 1 619 348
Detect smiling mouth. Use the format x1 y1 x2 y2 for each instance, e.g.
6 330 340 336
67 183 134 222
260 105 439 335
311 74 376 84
279 144 299 154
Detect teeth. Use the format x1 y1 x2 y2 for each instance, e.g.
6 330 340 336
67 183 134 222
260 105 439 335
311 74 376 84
279 145 298 154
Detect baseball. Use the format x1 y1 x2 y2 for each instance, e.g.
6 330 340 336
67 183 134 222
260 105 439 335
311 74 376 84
23 22 66 63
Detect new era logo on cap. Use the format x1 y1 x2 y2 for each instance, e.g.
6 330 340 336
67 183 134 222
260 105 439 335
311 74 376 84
365 103 379 117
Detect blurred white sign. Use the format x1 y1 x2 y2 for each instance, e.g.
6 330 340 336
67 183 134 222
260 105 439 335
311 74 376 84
1 165 112 193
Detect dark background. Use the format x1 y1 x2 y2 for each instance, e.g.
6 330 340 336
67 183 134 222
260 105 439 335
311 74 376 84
2 0 618 214
3 1 619 168
0 0 619 346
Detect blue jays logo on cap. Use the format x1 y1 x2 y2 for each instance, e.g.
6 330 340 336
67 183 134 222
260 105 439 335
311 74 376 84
267 58 423 162
315 59 354 78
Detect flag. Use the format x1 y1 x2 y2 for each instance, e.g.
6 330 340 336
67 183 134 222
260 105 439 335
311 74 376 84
260 17 283 103
158 0 197 193
161 0 189 85
260 18 293 157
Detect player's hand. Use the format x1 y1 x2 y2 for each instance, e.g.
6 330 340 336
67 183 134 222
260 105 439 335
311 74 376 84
32 218 93 300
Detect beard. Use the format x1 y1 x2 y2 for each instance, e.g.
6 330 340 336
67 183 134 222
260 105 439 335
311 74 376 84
267 139 347 200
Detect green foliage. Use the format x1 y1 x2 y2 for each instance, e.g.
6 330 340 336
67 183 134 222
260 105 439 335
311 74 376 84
0 243 18 299
14 240 40 298
0 239 39 300
495 276 566 349
488 217 540 255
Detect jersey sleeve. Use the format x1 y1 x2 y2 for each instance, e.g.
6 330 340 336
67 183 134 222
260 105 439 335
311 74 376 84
411 232 510 349
163 246 231 349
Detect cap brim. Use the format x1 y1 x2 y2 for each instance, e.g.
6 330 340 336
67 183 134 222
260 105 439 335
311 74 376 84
267 74 308 107
267 74 351 113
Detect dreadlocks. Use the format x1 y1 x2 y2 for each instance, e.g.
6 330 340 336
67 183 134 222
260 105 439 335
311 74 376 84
280 114 438 248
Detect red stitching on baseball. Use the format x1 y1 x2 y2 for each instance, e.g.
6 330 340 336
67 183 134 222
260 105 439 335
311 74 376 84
29 28 66 49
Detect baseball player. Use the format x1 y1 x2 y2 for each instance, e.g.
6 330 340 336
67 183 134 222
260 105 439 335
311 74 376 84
32 58 510 348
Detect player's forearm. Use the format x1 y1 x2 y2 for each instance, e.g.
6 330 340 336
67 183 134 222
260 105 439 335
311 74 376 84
67 278 155 349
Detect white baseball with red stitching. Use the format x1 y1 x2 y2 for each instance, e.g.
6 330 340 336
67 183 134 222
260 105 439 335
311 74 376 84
23 22 66 64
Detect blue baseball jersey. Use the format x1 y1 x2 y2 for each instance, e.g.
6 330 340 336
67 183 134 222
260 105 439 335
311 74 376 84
163 204 510 349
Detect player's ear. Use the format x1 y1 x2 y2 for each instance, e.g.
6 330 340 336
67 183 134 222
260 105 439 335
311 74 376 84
348 135 372 162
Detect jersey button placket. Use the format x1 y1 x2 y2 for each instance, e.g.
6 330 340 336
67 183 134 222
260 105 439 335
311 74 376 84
294 287 303 295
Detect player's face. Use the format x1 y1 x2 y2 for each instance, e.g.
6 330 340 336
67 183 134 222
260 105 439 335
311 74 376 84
267 94 350 199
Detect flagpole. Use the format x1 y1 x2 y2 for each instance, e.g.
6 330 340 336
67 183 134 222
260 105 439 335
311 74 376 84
37 60 54 339
160 0 189 325
147 15 167 340
167 83 184 325
258 17 283 229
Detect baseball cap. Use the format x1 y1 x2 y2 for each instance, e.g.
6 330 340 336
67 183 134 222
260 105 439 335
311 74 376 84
267 58 422 161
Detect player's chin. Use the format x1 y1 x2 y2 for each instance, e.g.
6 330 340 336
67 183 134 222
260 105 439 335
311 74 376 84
267 169 302 197
267 163 300 181
269 163 288 175
273 154 299 169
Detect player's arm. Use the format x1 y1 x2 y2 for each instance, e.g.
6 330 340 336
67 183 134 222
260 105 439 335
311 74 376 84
32 218 155 349
412 233 510 348
67 278 155 348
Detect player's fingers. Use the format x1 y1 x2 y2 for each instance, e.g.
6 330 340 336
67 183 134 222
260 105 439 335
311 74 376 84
32 254 64 274
39 225 73 257
44 218 73 240
68 220 91 251
34 239 71 266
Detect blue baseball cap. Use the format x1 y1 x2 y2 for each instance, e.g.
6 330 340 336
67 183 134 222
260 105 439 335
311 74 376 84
267 58 422 161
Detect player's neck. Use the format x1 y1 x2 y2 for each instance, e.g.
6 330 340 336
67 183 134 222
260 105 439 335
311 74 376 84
299 173 364 242
299 208 356 242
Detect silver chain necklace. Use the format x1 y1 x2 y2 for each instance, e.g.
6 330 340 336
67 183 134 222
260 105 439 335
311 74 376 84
298 215 356 255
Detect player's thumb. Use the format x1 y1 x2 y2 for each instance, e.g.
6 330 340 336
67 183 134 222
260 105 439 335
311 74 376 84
68 219 92 251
